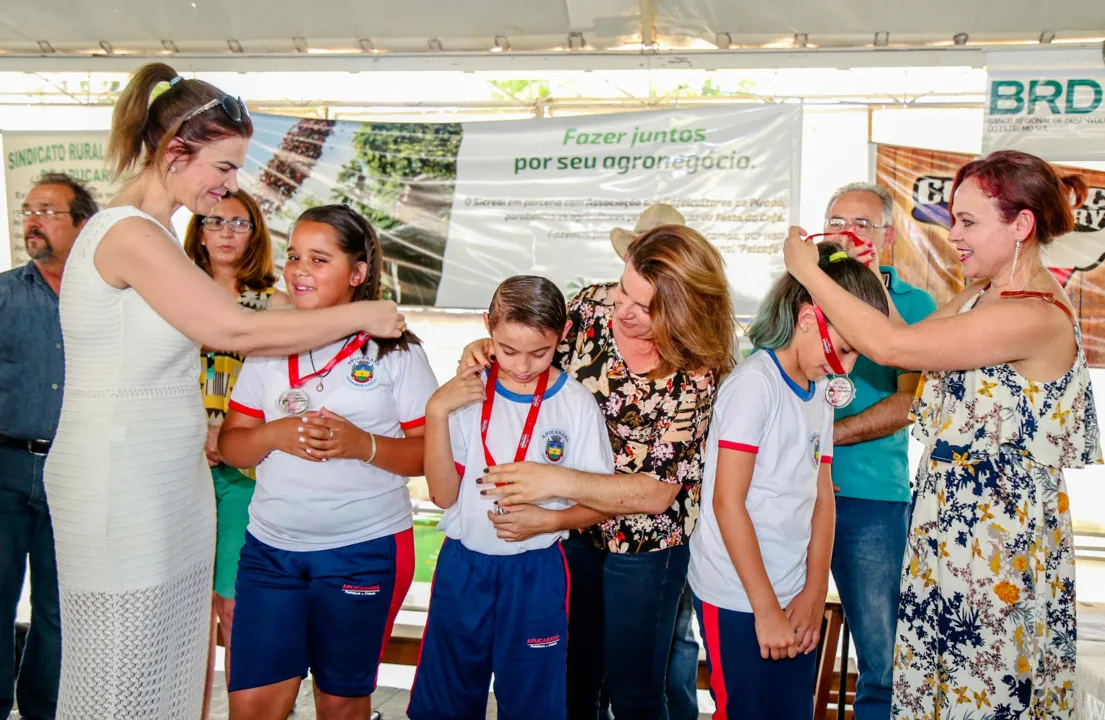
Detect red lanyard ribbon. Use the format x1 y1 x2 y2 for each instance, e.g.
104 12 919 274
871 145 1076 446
480 363 550 468
805 231 874 265
812 306 847 376
287 332 371 389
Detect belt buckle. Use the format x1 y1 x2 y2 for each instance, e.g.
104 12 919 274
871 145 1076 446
27 441 48 457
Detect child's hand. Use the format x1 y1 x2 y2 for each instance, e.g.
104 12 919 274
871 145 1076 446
427 365 485 419
263 416 322 462
301 410 372 461
784 586 827 654
754 606 799 661
457 338 494 372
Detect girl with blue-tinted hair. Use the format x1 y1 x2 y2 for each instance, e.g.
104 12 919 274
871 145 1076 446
687 241 890 719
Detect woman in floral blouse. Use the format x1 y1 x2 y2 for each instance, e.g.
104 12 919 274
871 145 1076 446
783 150 1101 719
475 224 735 720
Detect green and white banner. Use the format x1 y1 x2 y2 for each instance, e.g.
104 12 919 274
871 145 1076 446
2 131 118 268
983 67 1105 161
3 106 802 312
245 105 801 311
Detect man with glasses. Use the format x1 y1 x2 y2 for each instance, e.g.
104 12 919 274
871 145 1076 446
0 173 97 720
822 183 936 720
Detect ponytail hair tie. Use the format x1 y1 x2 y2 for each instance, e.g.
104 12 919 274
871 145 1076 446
150 76 182 105
828 251 849 263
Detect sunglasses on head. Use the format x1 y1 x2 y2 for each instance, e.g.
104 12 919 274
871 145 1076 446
181 94 249 125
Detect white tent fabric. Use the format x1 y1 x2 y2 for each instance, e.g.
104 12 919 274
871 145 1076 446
0 0 1102 55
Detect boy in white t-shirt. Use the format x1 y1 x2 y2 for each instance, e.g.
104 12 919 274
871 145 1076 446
218 206 436 718
407 276 614 720
689 242 890 718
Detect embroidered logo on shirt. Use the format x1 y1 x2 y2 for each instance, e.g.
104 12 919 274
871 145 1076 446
541 428 568 464
809 432 822 468
347 358 378 388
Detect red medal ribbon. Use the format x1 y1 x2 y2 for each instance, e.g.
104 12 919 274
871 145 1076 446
287 332 371 389
812 306 847 376
480 363 551 468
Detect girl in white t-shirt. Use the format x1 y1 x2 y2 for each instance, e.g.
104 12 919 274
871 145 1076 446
218 205 437 719
688 241 890 718
407 275 614 720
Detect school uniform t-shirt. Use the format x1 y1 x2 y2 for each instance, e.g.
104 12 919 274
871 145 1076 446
229 338 438 552
688 350 834 613
440 371 615 556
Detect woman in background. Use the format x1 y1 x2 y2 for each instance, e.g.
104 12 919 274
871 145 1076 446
184 189 290 693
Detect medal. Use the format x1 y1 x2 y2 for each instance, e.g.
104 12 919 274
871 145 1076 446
278 388 311 416
812 305 855 409
825 376 856 408
480 363 551 468
282 333 371 416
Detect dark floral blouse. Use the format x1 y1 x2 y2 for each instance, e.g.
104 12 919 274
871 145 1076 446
553 283 719 554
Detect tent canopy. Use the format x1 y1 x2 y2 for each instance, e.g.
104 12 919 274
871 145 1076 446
2 0 1102 56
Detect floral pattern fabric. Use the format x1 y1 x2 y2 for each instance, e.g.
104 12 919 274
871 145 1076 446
554 283 718 554
894 290 1102 719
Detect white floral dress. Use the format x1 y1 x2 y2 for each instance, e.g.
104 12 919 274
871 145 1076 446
893 289 1102 719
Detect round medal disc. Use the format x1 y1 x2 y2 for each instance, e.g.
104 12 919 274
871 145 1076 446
825 375 856 409
278 388 311 416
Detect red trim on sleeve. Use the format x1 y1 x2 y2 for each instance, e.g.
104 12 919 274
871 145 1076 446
400 416 427 430
821 455 833 465
228 400 264 419
718 440 758 454
454 462 466 477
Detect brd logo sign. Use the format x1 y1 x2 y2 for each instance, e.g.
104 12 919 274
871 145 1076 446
990 79 1103 115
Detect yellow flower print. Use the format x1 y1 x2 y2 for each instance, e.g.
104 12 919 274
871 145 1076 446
972 538 984 559
1016 501 1029 525
994 581 1021 604
979 503 995 521
1013 556 1029 572
973 690 992 709
953 451 979 475
953 686 971 705
978 379 998 397
1057 492 1069 514
1023 382 1041 404
1051 402 1069 426
1017 656 1031 674
989 552 1002 575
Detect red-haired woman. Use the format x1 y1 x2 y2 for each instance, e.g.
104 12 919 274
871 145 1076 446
783 150 1102 718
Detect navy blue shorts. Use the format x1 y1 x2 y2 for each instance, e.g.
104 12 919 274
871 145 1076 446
228 529 414 696
694 593 817 719
407 539 570 720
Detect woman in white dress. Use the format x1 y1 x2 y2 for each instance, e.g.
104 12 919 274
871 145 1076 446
42 62 406 720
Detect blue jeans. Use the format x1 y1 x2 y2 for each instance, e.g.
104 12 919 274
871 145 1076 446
831 497 910 720
0 447 60 720
667 584 700 720
563 536 690 720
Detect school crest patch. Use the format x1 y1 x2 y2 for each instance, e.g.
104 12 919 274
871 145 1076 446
809 432 822 468
541 428 568 464
347 357 378 388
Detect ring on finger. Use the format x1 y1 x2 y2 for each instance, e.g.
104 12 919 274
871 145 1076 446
328 428 334 440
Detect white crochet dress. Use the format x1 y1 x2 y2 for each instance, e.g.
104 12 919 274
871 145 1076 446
44 207 215 719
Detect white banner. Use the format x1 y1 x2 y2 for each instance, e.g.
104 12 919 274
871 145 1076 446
2 131 116 268
983 67 1105 161
435 105 802 312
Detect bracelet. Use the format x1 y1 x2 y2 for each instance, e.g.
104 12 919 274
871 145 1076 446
361 432 377 466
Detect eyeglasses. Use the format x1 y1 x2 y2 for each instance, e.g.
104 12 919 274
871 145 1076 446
201 216 253 233
825 217 889 233
182 94 249 125
18 208 71 221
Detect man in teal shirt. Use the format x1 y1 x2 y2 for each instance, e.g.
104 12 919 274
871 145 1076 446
824 183 938 720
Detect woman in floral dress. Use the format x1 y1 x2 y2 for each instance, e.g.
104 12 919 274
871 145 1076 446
467 224 735 720
783 150 1101 719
